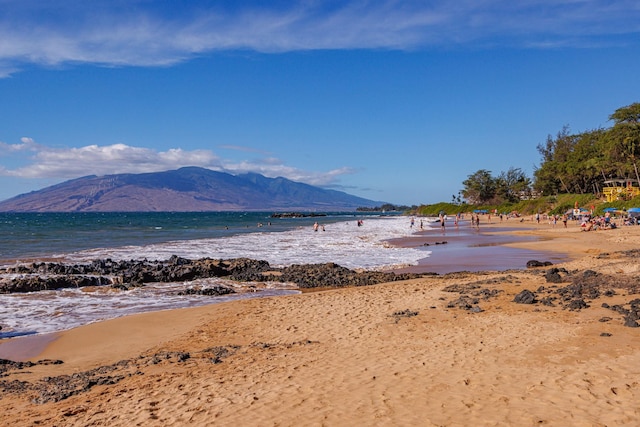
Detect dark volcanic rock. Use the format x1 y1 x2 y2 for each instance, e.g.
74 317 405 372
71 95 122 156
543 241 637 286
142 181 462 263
565 299 590 311
513 289 537 304
527 260 553 268
0 257 421 294
391 309 419 322
0 359 63 376
270 212 327 218
275 263 420 289
557 282 600 301
544 268 565 283
0 275 111 293
177 286 234 296
447 295 480 311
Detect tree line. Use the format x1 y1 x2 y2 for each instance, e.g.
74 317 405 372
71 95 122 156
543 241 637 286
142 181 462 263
461 103 640 205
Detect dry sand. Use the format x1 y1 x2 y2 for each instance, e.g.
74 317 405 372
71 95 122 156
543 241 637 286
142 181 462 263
1 219 640 426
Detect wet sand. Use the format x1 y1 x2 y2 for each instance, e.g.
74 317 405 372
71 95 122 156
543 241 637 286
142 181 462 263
0 219 562 361
1 218 639 426
0 333 59 361
390 219 568 274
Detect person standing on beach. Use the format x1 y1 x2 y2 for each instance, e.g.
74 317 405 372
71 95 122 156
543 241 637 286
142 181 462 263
439 213 446 232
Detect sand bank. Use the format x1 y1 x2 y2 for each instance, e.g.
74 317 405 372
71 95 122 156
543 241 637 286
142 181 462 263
1 219 639 426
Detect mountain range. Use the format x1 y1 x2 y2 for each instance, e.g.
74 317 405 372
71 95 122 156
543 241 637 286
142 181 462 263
0 167 383 212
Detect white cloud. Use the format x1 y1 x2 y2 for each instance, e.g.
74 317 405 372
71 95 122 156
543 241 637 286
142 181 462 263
0 139 353 187
1 142 220 178
0 137 41 153
0 0 638 76
222 157 356 187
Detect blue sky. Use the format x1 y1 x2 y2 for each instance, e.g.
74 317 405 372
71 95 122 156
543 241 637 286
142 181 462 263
1 1 639 205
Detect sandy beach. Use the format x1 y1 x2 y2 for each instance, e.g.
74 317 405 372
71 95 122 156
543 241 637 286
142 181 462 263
1 218 640 426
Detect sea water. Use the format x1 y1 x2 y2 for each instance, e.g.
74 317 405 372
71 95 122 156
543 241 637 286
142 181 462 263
0 212 431 338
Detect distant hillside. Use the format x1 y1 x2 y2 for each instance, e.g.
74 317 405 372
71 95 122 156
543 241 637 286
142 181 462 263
0 167 383 212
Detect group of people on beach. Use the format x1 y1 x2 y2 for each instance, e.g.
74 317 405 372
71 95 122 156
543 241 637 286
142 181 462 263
580 212 618 231
533 209 640 231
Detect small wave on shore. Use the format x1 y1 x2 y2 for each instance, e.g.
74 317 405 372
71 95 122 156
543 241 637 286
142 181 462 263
1 216 429 339
0 279 299 339
63 216 429 270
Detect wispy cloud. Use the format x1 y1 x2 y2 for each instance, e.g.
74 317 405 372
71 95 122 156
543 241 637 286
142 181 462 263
0 0 638 77
0 137 41 153
0 138 353 187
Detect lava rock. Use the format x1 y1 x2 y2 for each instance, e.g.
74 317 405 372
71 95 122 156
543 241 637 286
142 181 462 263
526 260 553 268
513 289 537 304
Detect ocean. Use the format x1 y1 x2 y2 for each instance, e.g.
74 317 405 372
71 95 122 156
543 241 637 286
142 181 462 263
0 212 430 339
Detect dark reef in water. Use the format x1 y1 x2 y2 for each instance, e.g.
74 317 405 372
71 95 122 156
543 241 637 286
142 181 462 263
270 212 327 218
0 256 421 294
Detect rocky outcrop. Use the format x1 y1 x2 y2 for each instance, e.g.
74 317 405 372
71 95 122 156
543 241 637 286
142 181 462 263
276 262 420 289
0 275 111 293
526 260 554 268
0 257 421 294
270 212 327 218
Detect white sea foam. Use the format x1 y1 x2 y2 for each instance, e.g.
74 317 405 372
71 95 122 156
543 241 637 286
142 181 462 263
0 279 299 338
1 216 431 338
66 216 431 270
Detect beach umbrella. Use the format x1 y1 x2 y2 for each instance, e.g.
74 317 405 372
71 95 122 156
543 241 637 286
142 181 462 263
628 208 640 218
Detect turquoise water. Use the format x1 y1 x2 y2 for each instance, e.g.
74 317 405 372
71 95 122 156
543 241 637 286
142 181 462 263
0 212 422 338
0 211 382 262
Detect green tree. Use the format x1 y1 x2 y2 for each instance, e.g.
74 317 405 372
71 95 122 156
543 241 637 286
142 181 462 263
606 103 640 182
462 169 496 204
609 102 640 125
496 167 532 202
534 126 578 194
533 103 640 196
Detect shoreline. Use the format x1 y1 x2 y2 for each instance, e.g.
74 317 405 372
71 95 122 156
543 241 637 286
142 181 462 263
389 219 570 274
0 218 570 361
2 219 640 425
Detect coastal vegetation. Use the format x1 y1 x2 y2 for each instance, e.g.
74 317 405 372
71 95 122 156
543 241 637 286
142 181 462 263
415 102 640 216
535 102 640 195
413 193 640 217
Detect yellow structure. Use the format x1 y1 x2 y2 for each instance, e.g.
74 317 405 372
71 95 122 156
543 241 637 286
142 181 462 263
603 179 640 202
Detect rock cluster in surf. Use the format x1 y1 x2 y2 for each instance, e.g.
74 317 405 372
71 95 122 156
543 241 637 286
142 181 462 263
0 256 421 294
